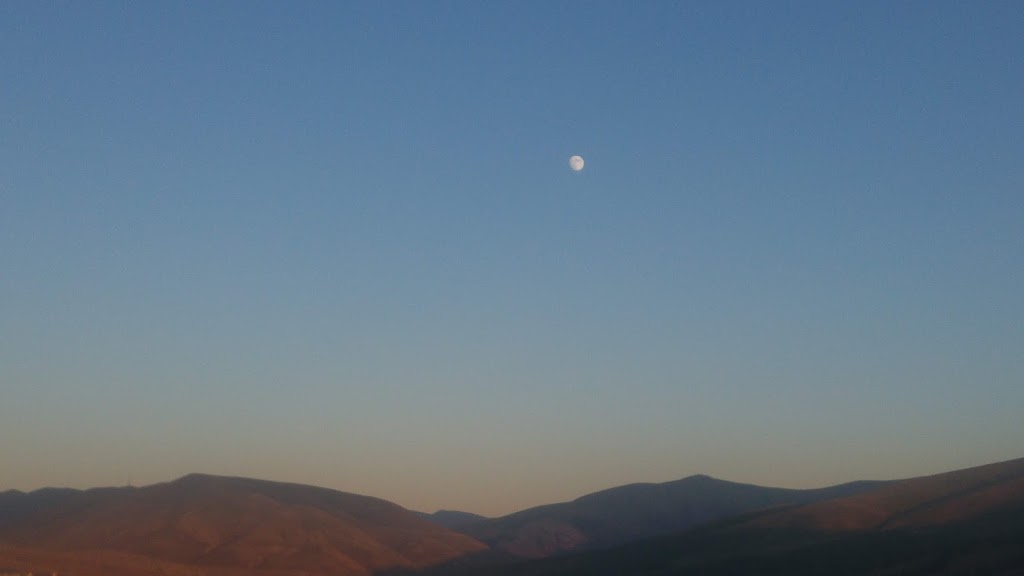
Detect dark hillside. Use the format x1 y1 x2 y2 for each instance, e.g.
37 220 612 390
445 457 1024 576
458 474 887 557
418 510 490 530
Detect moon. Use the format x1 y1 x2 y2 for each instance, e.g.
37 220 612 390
569 155 585 172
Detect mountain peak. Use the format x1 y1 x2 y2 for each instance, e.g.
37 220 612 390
0 473 487 576
461 472 888 559
170 472 245 484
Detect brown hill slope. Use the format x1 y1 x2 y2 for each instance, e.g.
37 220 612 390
745 456 1024 532
457 474 887 558
0 473 486 576
461 457 1024 576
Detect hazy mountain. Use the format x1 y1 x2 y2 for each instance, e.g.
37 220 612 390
744 456 1024 532
4 459 1022 576
459 457 1024 576
418 510 490 530
456 474 888 558
0 488 78 529
0 473 486 576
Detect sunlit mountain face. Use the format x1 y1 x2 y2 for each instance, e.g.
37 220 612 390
2 459 1023 576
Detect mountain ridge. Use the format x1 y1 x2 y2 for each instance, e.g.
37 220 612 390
417 510 490 530
454 473 890 558
448 456 1024 576
3 458 1023 575
0 473 486 576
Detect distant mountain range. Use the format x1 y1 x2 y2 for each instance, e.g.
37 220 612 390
452 474 887 558
0 473 485 576
447 457 1024 576
2 458 1023 576
416 510 490 530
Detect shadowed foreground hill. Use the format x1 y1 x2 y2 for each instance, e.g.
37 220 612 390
0 474 486 576
457 474 887 558
461 457 1024 576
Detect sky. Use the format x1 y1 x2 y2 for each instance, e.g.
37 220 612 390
1 1 1022 517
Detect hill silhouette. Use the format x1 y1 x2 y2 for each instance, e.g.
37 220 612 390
0 488 79 529
0 473 486 576
417 511 490 530
3 459 1023 576
744 456 1024 532
447 457 1024 576
456 474 887 557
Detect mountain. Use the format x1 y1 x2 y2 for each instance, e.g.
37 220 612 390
456 474 887 558
745 456 1024 532
0 488 78 528
418 510 490 530
0 473 486 576
4 459 1022 576
462 457 1024 576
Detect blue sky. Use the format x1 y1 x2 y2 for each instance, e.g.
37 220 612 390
2 1 1022 515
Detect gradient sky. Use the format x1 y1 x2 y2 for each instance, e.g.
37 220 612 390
2 2 1022 516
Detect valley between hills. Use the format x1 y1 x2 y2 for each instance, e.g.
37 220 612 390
2 457 1023 576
